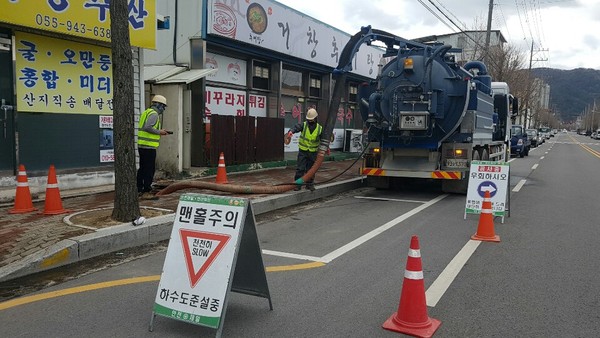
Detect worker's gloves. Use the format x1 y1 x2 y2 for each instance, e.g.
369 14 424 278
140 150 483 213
284 131 292 145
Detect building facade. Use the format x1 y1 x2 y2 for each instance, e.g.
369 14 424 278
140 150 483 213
0 0 384 202
0 1 156 201
415 30 507 64
527 78 551 128
144 0 383 173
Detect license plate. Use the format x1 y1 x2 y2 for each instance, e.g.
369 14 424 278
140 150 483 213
446 159 468 168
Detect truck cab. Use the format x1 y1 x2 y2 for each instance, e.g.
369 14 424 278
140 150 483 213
510 124 530 157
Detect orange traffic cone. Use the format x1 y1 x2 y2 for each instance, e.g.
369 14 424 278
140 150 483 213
42 165 70 215
9 164 37 214
383 235 441 337
471 190 500 242
216 152 228 184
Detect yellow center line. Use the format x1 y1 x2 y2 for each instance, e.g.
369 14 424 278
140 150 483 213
0 275 160 311
570 135 600 158
0 262 324 311
266 261 325 272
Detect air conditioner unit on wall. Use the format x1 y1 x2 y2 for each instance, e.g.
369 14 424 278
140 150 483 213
343 129 363 153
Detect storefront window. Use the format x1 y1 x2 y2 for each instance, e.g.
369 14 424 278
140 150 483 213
346 104 361 129
281 67 303 96
348 84 358 103
309 74 321 98
252 60 270 90
280 95 304 128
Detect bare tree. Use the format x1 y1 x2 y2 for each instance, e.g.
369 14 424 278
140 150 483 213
485 43 537 124
456 19 531 107
110 0 140 222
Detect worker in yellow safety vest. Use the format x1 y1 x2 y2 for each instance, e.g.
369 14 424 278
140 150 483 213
284 108 322 191
137 94 170 200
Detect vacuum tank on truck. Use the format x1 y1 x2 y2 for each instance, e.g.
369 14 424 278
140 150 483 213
337 27 518 193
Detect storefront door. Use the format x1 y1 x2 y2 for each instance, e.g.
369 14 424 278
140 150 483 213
0 31 15 172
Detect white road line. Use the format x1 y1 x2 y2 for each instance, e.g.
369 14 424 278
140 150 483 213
532 164 538 170
354 196 426 204
540 156 545 160
262 194 449 264
426 239 481 307
262 249 322 262
512 179 527 192
319 194 449 263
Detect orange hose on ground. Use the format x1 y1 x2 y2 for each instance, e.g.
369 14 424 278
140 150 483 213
156 150 326 196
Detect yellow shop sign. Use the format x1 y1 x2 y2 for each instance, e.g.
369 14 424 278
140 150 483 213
0 0 156 49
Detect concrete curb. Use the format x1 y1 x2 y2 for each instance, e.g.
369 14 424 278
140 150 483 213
0 177 365 282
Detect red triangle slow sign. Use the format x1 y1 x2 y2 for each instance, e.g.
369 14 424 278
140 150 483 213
180 229 231 288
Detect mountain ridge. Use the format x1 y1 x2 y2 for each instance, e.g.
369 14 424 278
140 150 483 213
531 67 600 122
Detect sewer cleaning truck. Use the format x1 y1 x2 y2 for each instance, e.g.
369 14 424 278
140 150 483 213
327 27 518 193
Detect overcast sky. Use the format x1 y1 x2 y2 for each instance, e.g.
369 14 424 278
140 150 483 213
275 0 599 70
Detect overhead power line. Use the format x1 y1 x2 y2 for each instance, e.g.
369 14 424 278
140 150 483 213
417 0 503 70
417 0 457 32
432 0 467 30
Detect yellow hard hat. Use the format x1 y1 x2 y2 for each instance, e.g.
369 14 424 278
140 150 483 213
151 94 167 106
306 108 318 120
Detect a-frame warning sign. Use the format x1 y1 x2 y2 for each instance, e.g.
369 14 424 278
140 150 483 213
150 193 272 337
180 230 230 288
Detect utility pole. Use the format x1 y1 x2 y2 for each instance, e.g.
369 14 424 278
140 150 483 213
523 41 534 129
524 41 549 129
593 100 598 131
484 0 494 63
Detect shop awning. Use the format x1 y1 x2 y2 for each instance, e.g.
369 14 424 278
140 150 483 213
144 65 217 84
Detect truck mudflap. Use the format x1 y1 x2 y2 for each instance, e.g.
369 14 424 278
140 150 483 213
361 167 463 179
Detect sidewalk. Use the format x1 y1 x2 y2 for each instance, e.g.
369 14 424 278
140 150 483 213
0 153 365 282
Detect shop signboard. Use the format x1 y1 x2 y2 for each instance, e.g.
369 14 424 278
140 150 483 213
15 32 113 114
207 0 382 79
0 0 156 49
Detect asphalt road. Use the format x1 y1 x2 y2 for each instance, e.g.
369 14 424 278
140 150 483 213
1 132 600 337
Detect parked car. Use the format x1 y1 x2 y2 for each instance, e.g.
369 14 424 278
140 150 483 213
538 127 551 140
526 129 540 147
511 125 530 157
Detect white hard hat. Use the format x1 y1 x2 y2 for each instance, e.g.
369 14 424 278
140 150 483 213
306 108 318 120
151 94 167 106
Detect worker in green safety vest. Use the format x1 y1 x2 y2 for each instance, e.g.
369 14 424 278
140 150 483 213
285 108 322 191
137 94 170 200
